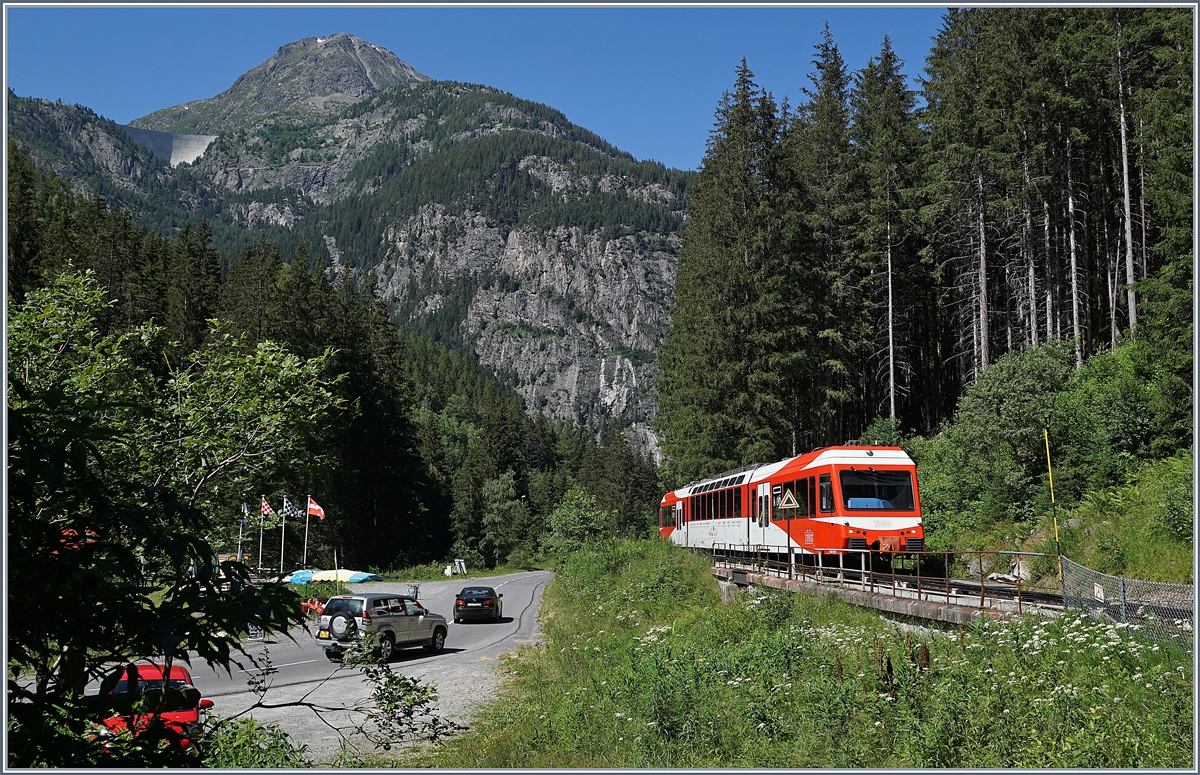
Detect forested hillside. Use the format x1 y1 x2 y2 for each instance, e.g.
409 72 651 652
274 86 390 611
656 8 1191 488
8 36 695 438
7 141 660 571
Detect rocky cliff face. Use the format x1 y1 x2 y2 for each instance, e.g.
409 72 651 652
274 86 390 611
371 199 677 439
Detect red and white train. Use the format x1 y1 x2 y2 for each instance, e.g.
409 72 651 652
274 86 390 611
658 445 923 558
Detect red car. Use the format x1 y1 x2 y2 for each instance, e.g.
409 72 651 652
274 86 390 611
95 664 214 749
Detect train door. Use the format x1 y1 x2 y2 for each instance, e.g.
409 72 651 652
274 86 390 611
755 482 771 545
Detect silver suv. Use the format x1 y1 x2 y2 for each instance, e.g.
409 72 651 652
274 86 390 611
315 594 447 662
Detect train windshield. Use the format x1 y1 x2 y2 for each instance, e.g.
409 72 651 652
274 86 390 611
839 470 915 511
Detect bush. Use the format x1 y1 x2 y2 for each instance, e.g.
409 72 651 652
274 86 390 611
1158 466 1194 542
542 487 614 557
198 718 309 768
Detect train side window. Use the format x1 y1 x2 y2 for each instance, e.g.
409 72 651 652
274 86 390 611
806 477 816 516
819 473 834 512
733 486 743 518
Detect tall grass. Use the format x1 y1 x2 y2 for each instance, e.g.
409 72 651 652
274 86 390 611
409 539 1192 768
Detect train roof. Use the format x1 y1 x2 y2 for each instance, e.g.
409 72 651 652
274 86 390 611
666 445 913 500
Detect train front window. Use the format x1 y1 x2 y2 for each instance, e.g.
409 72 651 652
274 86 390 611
839 470 915 510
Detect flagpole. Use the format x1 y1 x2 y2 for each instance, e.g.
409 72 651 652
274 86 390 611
237 518 244 563
258 496 265 572
300 494 309 568
280 504 287 576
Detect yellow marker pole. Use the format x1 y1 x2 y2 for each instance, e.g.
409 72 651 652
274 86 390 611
1044 428 1062 581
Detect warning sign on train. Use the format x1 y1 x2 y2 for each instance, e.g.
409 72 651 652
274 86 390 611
780 490 800 510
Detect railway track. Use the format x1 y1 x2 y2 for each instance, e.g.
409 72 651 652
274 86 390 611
719 555 1065 614
713 548 1194 640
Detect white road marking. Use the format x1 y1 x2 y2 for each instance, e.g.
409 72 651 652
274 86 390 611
236 658 318 673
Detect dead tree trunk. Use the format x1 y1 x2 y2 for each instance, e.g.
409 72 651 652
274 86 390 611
977 170 990 370
1116 18 1138 333
1066 135 1082 367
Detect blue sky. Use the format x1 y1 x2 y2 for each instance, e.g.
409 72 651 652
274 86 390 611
5 5 947 171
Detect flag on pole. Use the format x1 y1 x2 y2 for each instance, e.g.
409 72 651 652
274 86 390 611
241 502 250 527
282 497 302 519
261 496 275 516
307 497 326 520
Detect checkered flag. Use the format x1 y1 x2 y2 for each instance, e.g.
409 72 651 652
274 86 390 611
282 497 302 519
261 496 275 516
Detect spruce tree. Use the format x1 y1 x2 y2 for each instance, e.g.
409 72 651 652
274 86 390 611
789 22 863 444
655 59 795 483
850 36 925 424
165 220 220 354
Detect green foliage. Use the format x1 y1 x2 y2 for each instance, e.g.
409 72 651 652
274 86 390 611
1158 462 1194 542
658 8 1191 475
339 641 460 751
291 580 352 599
578 433 661 538
197 718 310 768
480 470 532 566
6 383 302 767
543 488 615 557
253 120 343 168
8 273 344 551
1048 453 1193 583
410 540 1191 768
909 339 1191 576
655 59 802 483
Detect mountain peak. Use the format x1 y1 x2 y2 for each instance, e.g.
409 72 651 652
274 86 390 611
131 33 430 134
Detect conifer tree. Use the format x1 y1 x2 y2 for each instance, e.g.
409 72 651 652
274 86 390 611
219 235 283 344
850 36 925 424
789 23 863 443
655 59 797 483
165 219 220 354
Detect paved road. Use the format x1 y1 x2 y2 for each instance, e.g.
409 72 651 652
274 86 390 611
191 570 552 763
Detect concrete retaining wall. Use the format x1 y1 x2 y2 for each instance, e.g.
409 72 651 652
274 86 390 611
713 568 1020 626
119 125 217 166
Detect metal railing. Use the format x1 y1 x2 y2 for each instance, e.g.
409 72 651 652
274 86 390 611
710 543 1064 615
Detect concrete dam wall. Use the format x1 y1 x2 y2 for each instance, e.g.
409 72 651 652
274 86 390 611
119 125 217 166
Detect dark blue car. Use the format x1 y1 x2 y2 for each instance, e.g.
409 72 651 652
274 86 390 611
454 586 502 623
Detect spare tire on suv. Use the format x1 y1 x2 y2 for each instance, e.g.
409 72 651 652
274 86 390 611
329 611 357 642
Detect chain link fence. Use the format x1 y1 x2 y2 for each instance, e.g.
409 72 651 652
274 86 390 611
1061 556 1194 642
